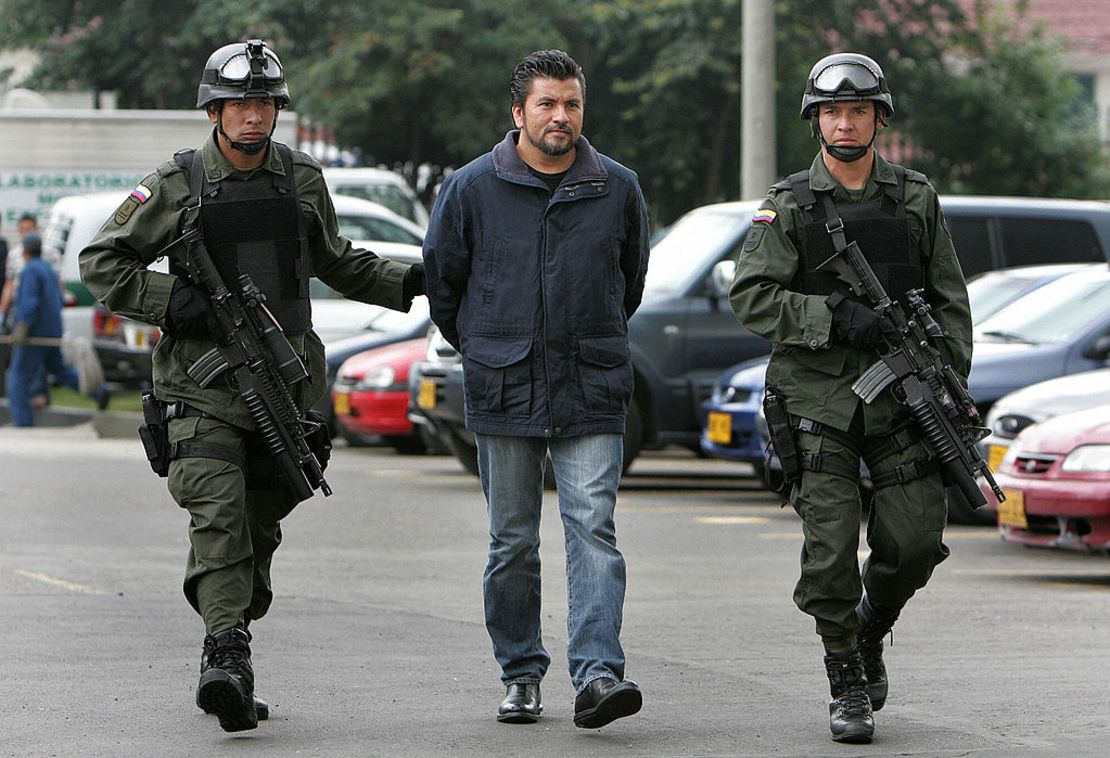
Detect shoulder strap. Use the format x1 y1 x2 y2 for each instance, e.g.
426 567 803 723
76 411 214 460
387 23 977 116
879 164 906 217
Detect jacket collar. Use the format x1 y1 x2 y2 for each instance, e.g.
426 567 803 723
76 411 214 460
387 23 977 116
202 129 286 183
807 150 895 193
491 130 607 185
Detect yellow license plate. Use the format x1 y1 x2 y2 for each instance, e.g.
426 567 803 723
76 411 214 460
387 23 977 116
333 391 350 417
707 411 732 444
987 444 1007 471
997 488 1028 529
417 378 437 410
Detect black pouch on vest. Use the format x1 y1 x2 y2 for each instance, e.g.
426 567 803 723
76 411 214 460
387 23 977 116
137 390 171 477
763 386 802 494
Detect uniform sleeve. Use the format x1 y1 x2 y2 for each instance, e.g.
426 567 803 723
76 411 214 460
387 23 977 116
621 178 650 319
729 194 834 349
297 168 410 311
421 172 468 351
920 188 973 378
78 172 183 328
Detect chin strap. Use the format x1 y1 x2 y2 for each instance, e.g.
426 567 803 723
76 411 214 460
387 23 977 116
216 109 278 156
812 113 878 163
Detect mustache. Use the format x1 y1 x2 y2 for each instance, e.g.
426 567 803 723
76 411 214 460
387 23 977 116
543 125 573 135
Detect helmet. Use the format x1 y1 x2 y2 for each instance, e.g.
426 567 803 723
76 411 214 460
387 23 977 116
799 52 893 120
196 39 289 109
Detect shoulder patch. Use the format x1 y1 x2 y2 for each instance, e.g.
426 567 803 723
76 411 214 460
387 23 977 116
753 208 777 225
113 197 141 226
290 149 323 172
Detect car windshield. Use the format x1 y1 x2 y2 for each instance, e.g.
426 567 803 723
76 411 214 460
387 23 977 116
975 273 1110 345
336 214 422 245
966 271 1053 325
643 208 747 295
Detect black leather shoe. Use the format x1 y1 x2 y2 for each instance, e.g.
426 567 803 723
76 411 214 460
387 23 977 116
497 682 542 723
573 678 642 729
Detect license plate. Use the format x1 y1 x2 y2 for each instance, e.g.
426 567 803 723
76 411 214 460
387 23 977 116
707 411 732 444
333 390 350 417
997 488 1028 529
987 444 1007 471
418 378 437 410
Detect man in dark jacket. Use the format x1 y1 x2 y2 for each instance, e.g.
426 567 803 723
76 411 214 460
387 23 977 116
423 49 649 729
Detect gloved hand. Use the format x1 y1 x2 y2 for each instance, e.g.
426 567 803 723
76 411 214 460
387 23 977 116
402 262 426 304
10 321 29 345
826 291 885 348
165 280 214 338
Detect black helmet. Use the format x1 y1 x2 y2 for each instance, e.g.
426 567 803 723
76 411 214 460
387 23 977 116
800 52 893 120
196 39 289 109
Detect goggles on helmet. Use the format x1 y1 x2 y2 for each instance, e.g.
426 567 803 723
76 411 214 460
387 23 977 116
811 63 881 96
203 41 283 88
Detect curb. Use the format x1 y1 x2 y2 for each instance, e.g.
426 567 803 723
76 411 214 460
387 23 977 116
0 399 141 439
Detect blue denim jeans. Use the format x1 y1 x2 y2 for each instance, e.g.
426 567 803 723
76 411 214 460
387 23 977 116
475 433 627 693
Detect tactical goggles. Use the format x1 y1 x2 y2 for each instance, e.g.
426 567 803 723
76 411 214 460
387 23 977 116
207 43 283 86
811 63 882 96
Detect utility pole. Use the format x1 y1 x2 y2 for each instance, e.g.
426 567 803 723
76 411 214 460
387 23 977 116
741 0 776 199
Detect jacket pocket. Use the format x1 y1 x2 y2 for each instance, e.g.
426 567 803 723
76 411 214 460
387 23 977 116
463 335 534 417
577 334 633 413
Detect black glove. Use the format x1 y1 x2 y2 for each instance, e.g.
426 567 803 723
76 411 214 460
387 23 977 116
402 262 426 305
165 280 214 338
826 291 885 348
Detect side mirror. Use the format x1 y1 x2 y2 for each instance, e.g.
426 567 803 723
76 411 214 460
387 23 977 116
708 259 736 300
1082 333 1110 361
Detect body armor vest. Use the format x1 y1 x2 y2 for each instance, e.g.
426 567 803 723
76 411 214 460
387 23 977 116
174 143 312 332
787 166 922 304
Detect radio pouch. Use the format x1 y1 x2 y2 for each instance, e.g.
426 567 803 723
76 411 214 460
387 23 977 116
138 390 172 477
763 385 802 495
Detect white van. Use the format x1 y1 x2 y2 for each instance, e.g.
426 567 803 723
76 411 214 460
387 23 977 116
322 167 429 228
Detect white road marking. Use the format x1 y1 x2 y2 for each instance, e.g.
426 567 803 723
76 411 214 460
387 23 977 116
14 570 109 596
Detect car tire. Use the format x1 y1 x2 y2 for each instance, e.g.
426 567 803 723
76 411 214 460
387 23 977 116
386 434 427 455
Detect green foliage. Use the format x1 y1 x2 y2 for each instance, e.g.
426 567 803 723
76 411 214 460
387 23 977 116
2 0 1107 221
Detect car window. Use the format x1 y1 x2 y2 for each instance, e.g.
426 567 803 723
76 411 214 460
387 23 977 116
999 219 1103 268
644 209 747 295
364 297 429 332
976 273 1110 344
966 271 1052 324
946 217 993 277
332 184 418 223
336 214 422 245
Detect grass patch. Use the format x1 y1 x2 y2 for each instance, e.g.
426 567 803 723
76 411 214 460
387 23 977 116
49 386 144 413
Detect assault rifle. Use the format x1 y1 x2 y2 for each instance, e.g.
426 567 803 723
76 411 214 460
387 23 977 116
817 241 1004 508
158 227 331 502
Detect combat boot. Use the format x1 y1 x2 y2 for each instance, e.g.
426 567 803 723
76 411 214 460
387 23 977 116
855 596 900 711
196 628 258 732
197 629 269 721
824 649 874 744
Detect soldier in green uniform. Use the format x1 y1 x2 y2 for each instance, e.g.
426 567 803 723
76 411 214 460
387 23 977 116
80 39 425 733
731 53 972 744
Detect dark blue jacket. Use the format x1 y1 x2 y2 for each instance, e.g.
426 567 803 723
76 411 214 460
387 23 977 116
423 131 649 438
15 257 64 338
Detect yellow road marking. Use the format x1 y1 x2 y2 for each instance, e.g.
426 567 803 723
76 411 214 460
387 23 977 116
619 505 783 514
695 516 771 525
14 570 108 596
940 530 1001 540
951 568 1110 577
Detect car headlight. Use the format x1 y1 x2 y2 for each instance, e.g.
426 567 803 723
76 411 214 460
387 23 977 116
353 365 397 391
1060 444 1110 473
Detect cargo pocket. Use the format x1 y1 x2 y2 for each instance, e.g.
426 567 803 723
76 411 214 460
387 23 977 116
577 334 632 413
463 335 534 416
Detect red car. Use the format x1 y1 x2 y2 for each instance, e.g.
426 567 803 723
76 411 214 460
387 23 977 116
988 404 1110 552
332 337 429 452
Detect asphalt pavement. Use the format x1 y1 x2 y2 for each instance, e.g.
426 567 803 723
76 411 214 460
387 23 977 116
2 420 1109 757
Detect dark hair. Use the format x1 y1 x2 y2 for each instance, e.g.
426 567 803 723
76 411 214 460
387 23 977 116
509 50 585 107
23 233 42 257
18 212 36 227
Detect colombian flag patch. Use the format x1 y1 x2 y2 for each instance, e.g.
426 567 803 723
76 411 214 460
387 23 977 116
753 208 777 224
130 183 152 204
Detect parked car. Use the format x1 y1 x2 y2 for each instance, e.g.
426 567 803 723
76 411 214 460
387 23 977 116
332 337 429 451
323 167 429 228
987 404 1110 553
963 263 1093 325
980 368 1110 472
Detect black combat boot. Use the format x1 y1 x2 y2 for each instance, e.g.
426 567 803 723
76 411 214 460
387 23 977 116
824 649 874 744
197 628 269 721
196 628 258 732
855 596 900 711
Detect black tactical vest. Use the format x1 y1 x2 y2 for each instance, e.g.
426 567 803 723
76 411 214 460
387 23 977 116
787 166 922 304
173 144 312 332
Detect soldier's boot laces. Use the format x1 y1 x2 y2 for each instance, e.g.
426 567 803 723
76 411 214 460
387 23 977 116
824 649 874 744
197 628 269 721
856 596 900 711
196 628 258 732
